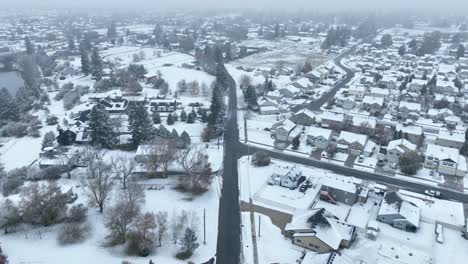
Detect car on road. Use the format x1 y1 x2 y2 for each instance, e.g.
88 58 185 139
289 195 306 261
425 190 441 198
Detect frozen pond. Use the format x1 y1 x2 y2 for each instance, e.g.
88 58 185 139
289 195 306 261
0 70 25 95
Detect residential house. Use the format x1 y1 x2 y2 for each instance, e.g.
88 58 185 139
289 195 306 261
99 97 129 113
268 165 303 189
424 143 467 177
398 101 421 119
319 177 366 205
362 96 384 115
348 85 366 98
274 119 297 142
436 129 465 150
285 208 357 253
386 139 417 164
149 100 178 112
306 127 333 149
377 191 421 232
435 80 457 96
336 94 356 110
320 111 344 128
379 76 397 89
336 131 368 155
408 79 427 93
369 87 390 99
289 109 316 126
395 124 423 145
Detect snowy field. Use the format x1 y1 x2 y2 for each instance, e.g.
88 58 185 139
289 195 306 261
1 176 221 264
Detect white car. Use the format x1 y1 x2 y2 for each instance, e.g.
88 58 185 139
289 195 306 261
425 190 441 197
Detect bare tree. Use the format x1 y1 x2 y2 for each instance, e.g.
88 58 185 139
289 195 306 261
239 75 252 90
111 155 135 189
144 136 178 177
83 149 115 213
120 181 146 207
171 210 188 244
155 211 169 247
105 199 140 245
177 147 213 193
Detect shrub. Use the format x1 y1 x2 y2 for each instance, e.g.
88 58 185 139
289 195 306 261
2 176 25 196
57 222 90 245
1 122 28 137
126 231 154 257
67 204 88 223
253 151 271 167
46 115 59 125
175 251 192 260
54 82 74 101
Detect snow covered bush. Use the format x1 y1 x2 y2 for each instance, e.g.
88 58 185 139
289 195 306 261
57 222 90 245
2 175 25 196
66 204 88 223
1 122 28 137
252 151 271 167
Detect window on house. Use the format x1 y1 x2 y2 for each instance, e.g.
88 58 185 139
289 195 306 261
296 239 302 243
315 245 320 249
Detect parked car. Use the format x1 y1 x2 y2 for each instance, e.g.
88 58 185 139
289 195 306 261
358 155 365 163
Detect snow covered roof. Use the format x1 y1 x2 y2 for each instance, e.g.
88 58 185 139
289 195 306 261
351 115 377 128
320 111 344 122
378 191 421 228
286 209 356 251
425 143 466 170
306 127 333 139
338 131 368 146
396 124 423 136
387 139 417 153
398 101 421 112
370 87 390 96
362 96 384 106
438 129 464 143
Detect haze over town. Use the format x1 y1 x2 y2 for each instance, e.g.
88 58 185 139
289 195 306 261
0 1 468 264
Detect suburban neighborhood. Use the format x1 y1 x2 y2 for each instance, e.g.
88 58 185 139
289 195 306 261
0 3 468 264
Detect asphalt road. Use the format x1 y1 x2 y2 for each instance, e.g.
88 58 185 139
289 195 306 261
239 144 468 203
291 47 356 112
215 66 241 264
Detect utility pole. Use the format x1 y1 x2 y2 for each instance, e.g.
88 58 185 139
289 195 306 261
258 215 261 238
203 208 206 245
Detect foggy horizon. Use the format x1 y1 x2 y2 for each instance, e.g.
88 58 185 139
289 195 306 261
3 0 468 13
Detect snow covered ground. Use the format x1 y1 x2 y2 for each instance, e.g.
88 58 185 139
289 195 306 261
1 174 221 264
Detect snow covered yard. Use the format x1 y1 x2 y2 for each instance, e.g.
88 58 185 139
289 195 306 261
1 174 221 264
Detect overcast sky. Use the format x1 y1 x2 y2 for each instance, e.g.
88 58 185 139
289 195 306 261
3 0 468 12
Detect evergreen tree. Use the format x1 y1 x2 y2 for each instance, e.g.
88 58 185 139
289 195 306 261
42 131 56 150
381 34 393 47
167 113 175 125
200 110 208 123
292 136 300 150
152 110 161 124
457 44 466 59
80 48 90 75
0 88 19 121
172 112 179 121
398 45 406 56
243 85 258 109
88 105 116 149
91 48 103 80
25 36 34 54
180 110 188 122
128 104 154 146
157 125 170 138
180 228 199 254
180 131 191 148
68 37 75 50
107 22 117 39
208 83 223 126
186 112 195 124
